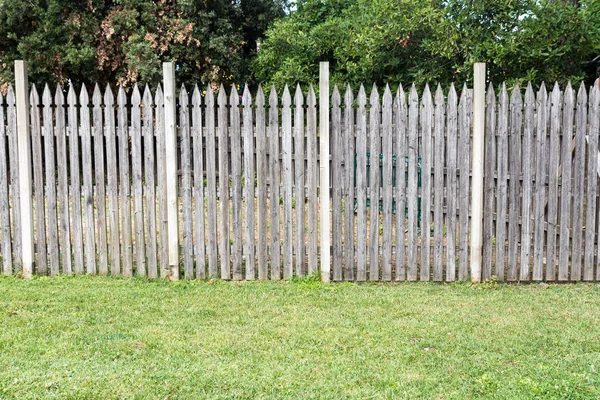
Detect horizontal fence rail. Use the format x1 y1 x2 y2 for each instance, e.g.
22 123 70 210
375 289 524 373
1 67 600 282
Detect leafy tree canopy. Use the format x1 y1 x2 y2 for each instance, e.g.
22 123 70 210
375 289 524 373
253 0 600 89
0 0 288 88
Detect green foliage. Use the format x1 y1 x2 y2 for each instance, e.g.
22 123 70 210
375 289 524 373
0 0 287 88
254 0 600 89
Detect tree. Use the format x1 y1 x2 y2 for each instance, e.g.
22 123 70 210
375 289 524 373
252 0 600 88
0 0 287 88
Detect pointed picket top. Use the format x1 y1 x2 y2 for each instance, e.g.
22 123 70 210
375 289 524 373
563 81 574 106
104 83 115 106
153 84 163 107
142 84 152 107
434 83 444 106
576 81 587 106
308 84 316 107
117 85 127 107
230 84 239 106
192 84 202 108
6 84 14 105
331 84 340 107
67 83 77 108
42 84 52 105
551 81 561 106
269 84 278 107
497 82 508 108
30 83 39 105
293 83 303 106
218 83 227 106
282 84 291 107
357 84 366 107
54 85 64 107
344 83 353 107
510 83 522 107
395 83 406 109
242 84 251 107
524 82 534 107
409 83 418 105
370 83 379 106
448 83 458 106
179 84 188 106
256 84 265 107
205 84 214 107
422 83 432 107
93 84 102 107
591 79 599 105
80 84 89 109
382 84 392 108
131 84 141 106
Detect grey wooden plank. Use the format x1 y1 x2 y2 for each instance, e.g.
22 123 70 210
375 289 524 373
218 85 231 279
381 85 393 281
7 87 21 273
331 85 343 281
433 85 445 281
80 85 97 274
230 86 243 280
494 84 509 281
281 85 293 279
93 85 108 275
256 86 268 279
243 86 255 280
105 85 121 275
143 85 157 278
192 85 205 279
446 84 458 282
131 85 145 276
155 86 168 278
205 85 218 277
0 91 12 275
533 84 548 281
519 84 534 281
587 83 600 281
307 85 318 275
558 84 574 281
343 85 355 281
294 85 305 277
394 85 407 281
180 85 193 279
420 84 432 281
507 84 522 281
268 86 280 279
407 84 419 281
458 85 472 280
67 86 84 274
55 86 72 274
571 83 586 281
368 85 381 281
42 86 59 275
546 83 562 281
30 85 47 275
118 86 133 277
355 85 368 281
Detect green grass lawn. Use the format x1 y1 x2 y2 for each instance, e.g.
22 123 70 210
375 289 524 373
0 276 599 399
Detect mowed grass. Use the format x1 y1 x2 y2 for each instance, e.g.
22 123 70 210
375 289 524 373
0 276 599 399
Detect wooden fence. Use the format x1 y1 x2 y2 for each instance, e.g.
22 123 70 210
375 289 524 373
1 64 600 282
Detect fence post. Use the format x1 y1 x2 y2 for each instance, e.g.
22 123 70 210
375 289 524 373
15 61 34 279
163 62 179 281
470 62 486 283
319 62 331 283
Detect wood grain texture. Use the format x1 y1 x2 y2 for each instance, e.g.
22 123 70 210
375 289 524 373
80 86 97 274
587 83 599 281
406 85 419 281
294 85 306 277
570 84 586 281
343 85 355 280
131 85 145 276
180 86 193 279
281 85 293 279
494 84 509 281
256 86 268 279
118 86 133 277
458 85 472 280
242 87 255 279
381 85 393 281
532 84 547 281
155 86 168 278
307 85 318 275
218 85 231 279
268 86 280 279
142 85 157 278
368 85 381 281
446 84 458 282
519 84 534 281
507 84 522 281
205 85 218 277
433 85 445 281
394 85 407 281
546 83 562 281
558 84 574 282
355 85 368 281
230 86 243 280
30 86 47 275
0 91 12 274
93 85 108 275
420 84 432 281
105 85 121 275
331 85 343 281
66 86 83 274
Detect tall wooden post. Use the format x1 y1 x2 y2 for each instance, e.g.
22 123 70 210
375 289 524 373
15 61 34 279
163 62 179 280
470 62 486 283
319 62 331 283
